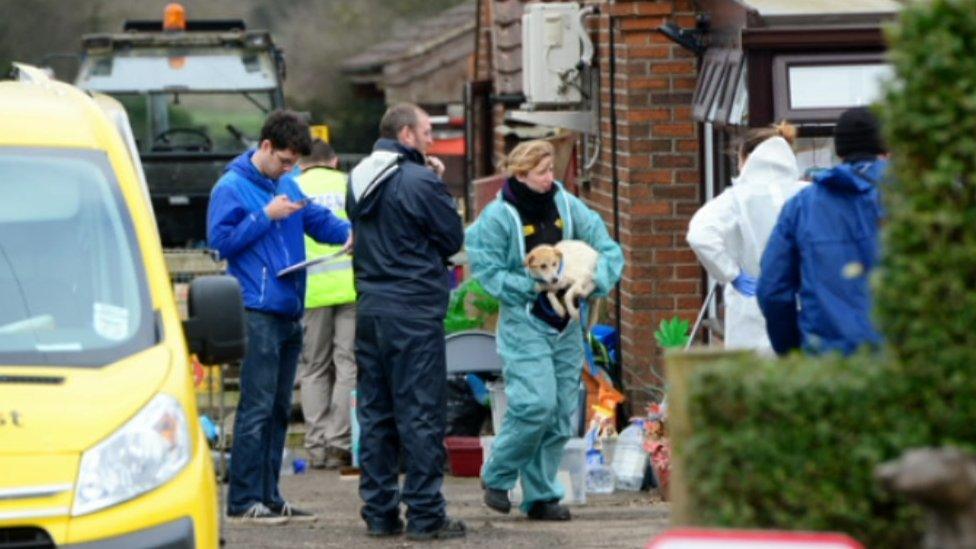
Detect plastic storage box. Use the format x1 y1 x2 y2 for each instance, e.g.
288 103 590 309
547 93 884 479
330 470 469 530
481 436 587 505
445 436 483 477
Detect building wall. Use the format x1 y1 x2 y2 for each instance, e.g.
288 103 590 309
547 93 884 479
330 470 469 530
590 0 702 410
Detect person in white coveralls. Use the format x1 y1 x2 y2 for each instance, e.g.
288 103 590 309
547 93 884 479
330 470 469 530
686 122 807 351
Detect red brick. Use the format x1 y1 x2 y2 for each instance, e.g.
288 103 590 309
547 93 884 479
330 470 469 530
659 280 699 295
675 170 701 183
623 233 674 247
655 249 698 263
652 154 696 168
650 61 696 75
631 201 672 216
653 123 695 138
631 170 673 184
676 265 703 279
651 92 695 105
677 296 705 309
630 139 674 153
630 77 669 90
674 77 698 91
652 184 698 200
653 218 691 231
620 17 667 32
634 3 674 16
627 108 671 123
628 45 672 59
676 139 699 152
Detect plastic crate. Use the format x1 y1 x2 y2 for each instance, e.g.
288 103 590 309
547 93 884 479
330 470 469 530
445 436 483 477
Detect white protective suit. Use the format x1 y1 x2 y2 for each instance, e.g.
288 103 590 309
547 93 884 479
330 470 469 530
687 136 808 351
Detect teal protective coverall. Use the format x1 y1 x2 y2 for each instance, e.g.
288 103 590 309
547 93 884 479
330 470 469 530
466 183 624 512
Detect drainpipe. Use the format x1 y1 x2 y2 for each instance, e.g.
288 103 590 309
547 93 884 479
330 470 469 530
609 14 623 392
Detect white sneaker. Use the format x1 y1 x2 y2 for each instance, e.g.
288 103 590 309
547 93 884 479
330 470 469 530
227 503 289 525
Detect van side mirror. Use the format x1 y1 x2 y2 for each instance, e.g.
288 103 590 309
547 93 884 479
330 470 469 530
183 275 245 364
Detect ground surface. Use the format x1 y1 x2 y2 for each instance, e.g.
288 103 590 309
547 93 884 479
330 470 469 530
222 469 670 548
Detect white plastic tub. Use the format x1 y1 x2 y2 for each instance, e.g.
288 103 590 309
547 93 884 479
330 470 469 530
481 436 587 505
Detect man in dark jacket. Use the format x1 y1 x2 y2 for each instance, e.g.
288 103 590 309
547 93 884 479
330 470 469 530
758 106 887 356
208 110 350 524
347 103 466 540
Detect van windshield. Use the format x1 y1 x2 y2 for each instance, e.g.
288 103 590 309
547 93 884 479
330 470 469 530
0 148 155 367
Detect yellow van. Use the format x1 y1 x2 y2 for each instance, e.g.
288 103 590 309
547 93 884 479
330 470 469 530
0 65 244 547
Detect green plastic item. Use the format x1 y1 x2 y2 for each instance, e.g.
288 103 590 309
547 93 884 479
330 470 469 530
444 279 499 334
654 317 690 349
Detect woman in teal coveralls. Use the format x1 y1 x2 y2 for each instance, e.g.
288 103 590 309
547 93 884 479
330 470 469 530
466 140 624 520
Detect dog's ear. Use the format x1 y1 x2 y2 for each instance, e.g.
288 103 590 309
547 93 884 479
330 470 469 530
555 248 563 261
524 253 537 269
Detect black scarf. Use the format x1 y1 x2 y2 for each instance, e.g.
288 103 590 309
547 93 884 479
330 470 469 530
502 176 557 223
502 176 562 250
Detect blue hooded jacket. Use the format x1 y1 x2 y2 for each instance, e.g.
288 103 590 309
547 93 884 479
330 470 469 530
346 139 464 319
207 150 350 319
757 159 887 356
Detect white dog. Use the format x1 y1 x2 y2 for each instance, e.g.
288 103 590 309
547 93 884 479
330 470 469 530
524 240 598 322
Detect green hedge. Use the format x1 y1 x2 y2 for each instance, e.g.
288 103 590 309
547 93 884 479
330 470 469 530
683 353 927 547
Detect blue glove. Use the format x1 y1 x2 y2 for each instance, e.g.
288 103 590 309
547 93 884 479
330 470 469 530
731 271 758 297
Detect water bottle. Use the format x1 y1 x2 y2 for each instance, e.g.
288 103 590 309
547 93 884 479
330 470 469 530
280 448 294 476
611 420 647 491
585 448 615 494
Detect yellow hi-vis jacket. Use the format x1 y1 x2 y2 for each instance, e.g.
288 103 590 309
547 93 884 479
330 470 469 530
296 166 356 308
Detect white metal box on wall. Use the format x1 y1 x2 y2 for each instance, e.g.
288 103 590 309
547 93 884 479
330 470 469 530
521 2 583 105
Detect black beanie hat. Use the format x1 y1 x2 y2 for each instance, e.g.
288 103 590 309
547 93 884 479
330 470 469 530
834 106 885 159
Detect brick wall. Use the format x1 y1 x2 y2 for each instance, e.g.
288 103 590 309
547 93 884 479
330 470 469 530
583 0 702 410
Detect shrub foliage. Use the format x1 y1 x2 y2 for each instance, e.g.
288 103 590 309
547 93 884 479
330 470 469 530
679 1 976 546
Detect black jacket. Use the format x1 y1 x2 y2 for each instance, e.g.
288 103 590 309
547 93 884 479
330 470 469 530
346 139 464 319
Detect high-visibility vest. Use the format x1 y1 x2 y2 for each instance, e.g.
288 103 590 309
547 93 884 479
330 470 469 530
296 167 356 308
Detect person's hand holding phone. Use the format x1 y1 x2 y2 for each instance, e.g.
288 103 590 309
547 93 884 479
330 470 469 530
264 195 306 220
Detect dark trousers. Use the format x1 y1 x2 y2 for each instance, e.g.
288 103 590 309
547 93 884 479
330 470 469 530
228 311 302 514
356 314 447 533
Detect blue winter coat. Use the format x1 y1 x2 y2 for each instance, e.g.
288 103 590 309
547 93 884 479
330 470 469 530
346 139 464 319
207 150 351 318
757 159 887 356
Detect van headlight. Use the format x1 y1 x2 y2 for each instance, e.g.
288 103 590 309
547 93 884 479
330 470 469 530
72 393 191 516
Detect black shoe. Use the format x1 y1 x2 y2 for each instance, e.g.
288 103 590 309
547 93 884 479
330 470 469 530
406 517 467 541
483 486 511 514
366 518 404 538
271 502 318 523
527 500 571 521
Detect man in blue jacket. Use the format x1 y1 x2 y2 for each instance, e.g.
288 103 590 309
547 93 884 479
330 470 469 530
347 103 465 540
758 107 887 356
208 110 350 524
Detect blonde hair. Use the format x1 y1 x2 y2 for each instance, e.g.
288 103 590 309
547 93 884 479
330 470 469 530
501 140 555 177
738 120 798 160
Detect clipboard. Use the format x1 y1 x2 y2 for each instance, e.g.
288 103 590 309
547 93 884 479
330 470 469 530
277 249 348 277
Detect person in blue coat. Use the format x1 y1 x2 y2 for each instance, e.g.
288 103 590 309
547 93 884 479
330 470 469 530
347 103 466 541
757 107 888 356
466 139 624 521
208 110 351 524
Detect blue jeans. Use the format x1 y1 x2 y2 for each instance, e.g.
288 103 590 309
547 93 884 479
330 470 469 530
228 311 302 515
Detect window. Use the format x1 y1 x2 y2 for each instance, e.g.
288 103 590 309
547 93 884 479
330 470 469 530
773 53 892 122
0 149 154 367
